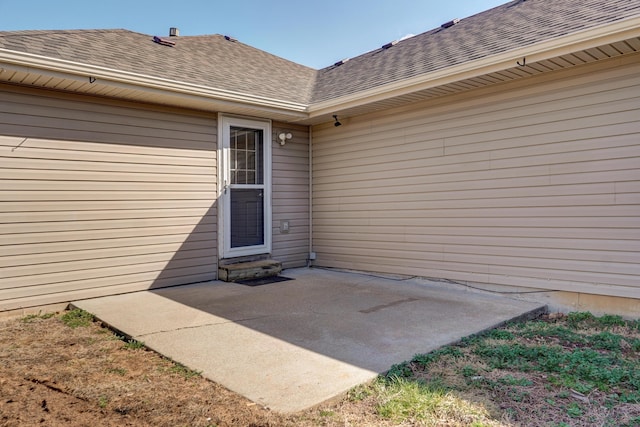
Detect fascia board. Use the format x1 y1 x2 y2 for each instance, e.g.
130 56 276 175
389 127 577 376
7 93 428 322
308 15 640 118
2 14 639 121
0 48 309 115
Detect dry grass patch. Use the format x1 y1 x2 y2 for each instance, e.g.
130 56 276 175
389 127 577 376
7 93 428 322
1 309 638 426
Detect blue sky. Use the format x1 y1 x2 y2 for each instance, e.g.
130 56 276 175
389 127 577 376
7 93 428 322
0 1 508 69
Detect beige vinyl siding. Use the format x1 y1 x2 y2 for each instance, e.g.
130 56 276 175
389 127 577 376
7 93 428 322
311 55 640 299
271 122 310 268
0 86 217 311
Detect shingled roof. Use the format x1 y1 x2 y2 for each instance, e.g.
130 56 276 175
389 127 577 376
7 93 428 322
0 29 317 105
0 0 639 113
312 0 640 103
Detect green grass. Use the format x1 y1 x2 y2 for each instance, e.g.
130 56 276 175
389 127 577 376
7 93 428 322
347 384 374 402
123 339 146 350
373 312 640 426
566 312 627 329
373 377 497 425
164 362 202 380
106 367 127 376
98 395 109 409
518 322 587 344
60 309 94 328
387 346 466 379
621 417 640 427
472 334 639 398
566 402 583 418
21 312 55 322
461 365 479 378
498 375 532 387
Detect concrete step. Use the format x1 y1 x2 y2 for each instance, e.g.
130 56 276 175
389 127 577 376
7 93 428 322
218 260 282 282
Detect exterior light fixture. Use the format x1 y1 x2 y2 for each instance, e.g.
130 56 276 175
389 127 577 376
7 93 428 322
278 132 292 145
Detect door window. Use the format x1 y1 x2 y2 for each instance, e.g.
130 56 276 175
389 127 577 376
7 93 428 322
220 116 272 258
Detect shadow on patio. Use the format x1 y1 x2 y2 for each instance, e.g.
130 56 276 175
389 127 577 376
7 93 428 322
73 267 546 412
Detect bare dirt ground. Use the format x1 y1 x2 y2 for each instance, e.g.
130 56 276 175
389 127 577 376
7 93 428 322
0 311 389 427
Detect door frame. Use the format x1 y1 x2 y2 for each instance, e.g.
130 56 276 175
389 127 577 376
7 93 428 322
218 114 272 259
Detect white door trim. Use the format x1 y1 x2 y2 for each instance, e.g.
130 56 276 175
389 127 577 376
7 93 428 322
218 114 272 259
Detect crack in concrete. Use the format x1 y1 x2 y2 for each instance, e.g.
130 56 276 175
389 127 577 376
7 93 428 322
359 297 421 314
136 314 276 338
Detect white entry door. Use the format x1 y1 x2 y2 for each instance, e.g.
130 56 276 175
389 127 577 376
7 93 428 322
219 116 272 258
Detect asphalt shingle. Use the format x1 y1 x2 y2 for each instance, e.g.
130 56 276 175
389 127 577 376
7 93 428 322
1 0 638 107
312 0 640 102
0 29 317 105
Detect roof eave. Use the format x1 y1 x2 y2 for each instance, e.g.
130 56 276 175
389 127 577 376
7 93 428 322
0 48 309 119
2 14 639 124
306 14 640 120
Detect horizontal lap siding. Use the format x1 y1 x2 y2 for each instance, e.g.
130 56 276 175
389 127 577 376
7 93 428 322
311 56 640 299
271 123 309 268
0 87 218 311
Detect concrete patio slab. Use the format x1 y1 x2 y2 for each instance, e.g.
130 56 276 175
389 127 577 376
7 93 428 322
72 267 546 412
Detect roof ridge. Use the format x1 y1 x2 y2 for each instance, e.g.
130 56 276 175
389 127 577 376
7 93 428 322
173 33 224 39
0 28 136 37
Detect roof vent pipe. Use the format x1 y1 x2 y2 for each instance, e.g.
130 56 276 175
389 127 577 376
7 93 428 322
169 27 179 37
381 40 398 49
441 18 460 29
